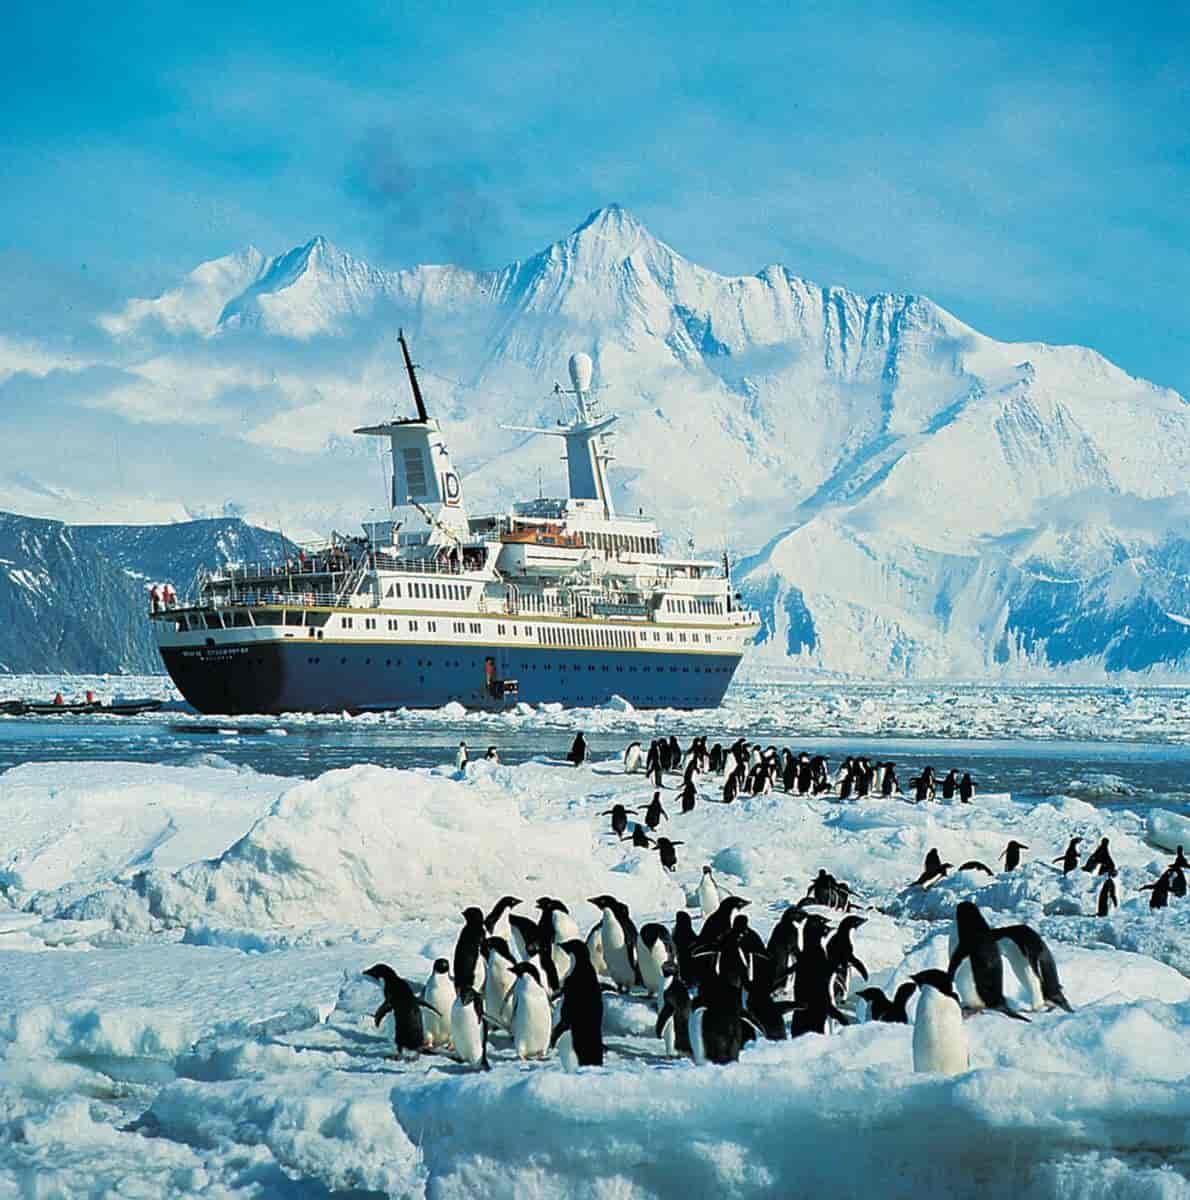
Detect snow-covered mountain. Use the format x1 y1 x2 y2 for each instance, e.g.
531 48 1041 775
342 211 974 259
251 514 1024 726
11 205 1190 677
0 515 291 674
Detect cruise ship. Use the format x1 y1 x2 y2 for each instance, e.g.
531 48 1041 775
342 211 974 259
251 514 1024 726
152 336 759 714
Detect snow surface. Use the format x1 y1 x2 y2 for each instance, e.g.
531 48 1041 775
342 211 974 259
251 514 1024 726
2 744 1190 1197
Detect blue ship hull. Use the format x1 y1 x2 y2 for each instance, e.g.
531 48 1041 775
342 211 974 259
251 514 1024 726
160 639 742 714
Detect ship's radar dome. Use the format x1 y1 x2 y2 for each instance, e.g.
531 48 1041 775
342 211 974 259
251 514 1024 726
568 352 593 395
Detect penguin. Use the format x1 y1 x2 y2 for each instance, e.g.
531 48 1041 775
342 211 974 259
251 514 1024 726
994 925 1074 1013
630 823 653 849
941 769 959 800
455 741 469 771
1082 838 1115 876
911 970 968 1074
646 741 663 786
508 962 551 1060
600 803 637 840
910 768 936 803
781 750 798 794
958 772 976 804
623 740 643 774
363 963 437 1059
910 848 952 889
1170 867 1187 899
485 746 500 762
484 895 522 945
567 732 588 767
589 895 639 992
689 976 762 1064
536 897 581 988
678 778 698 813
551 939 605 1068
672 910 699 983
796 754 814 796
655 970 693 1056
585 919 608 978
722 770 741 805
789 914 851 1037
1054 837 1082 875
1096 873 1118 917
697 896 750 951
698 866 721 915
642 791 668 830
453 906 488 994
483 937 518 1032
957 860 994 877
637 923 674 998
857 980 916 1024
1140 872 1172 909
880 764 900 797
947 901 1029 1021
765 908 805 991
450 987 491 1070
1171 846 1189 872
1000 840 1028 873
653 837 684 872
420 958 455 1048
826 914 869 1002
508 913 541 964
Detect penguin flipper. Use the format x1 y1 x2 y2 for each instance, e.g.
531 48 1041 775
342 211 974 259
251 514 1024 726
946 947 969 978
828 1004 853 1026
850 955 869 982
655 1002 673 1039
373 1001 393 1027
549 1019 570 1049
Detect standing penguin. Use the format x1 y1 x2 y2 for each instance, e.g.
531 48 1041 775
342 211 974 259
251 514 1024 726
941 769 959 800
1054 837 1082 875
637 923 675 999
826 914 869 1003
698 866 721 915
994 925 1074 1013
1140 872 1172 909
689 976 762 1064
655 970 693 1056
509 962 552 1060
363 964 437 1059
484 895 522 945
646 741 663 787
589 895 639 993
630 823 653 849
947 902 1029 1021
567 732 588 767
455 741 469 771
678 778 698 813
790 914 851 1037
1096 873 1119 916
1083 838 1115 876
911 970 968 1074
450 988 491 1070
536 897 581 988
420 958 456 1049
857 980 917 1024
653 837 684 872
600 804 637 840
1000 840 1028 872
453 907 488 994
623 741 643 773
672 910 699 983
552 940 605 1068
483 937 519 1032
958 773 976 804
643 791 668 830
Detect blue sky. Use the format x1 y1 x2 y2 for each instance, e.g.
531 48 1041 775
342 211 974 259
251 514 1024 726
1 0 1188 394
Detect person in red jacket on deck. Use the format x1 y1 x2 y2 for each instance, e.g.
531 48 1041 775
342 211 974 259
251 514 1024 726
149 584 161 613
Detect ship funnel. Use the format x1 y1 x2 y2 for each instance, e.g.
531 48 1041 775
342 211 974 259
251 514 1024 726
568 352 593 396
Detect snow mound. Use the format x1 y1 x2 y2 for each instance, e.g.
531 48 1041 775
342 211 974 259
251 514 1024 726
1148 808 1190 853
116 763 679 931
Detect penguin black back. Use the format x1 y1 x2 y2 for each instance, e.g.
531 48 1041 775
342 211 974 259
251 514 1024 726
553 939 605 1066
363 963 430 1056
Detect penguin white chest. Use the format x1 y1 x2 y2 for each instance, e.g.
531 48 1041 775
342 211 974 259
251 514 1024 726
484 957 516 1029
451 1001 485 1065
602 911 635 990
512 978 551 1059
698 876 720 914
638 940 668 997
913 988 968 1075
422 976 455 1046
1000 940 1044 1010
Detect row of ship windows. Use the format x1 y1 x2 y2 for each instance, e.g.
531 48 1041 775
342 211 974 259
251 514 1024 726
182 610 728 645
664 597 723 615
383 581 473 602
293 655 734 676
583 532 660 556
